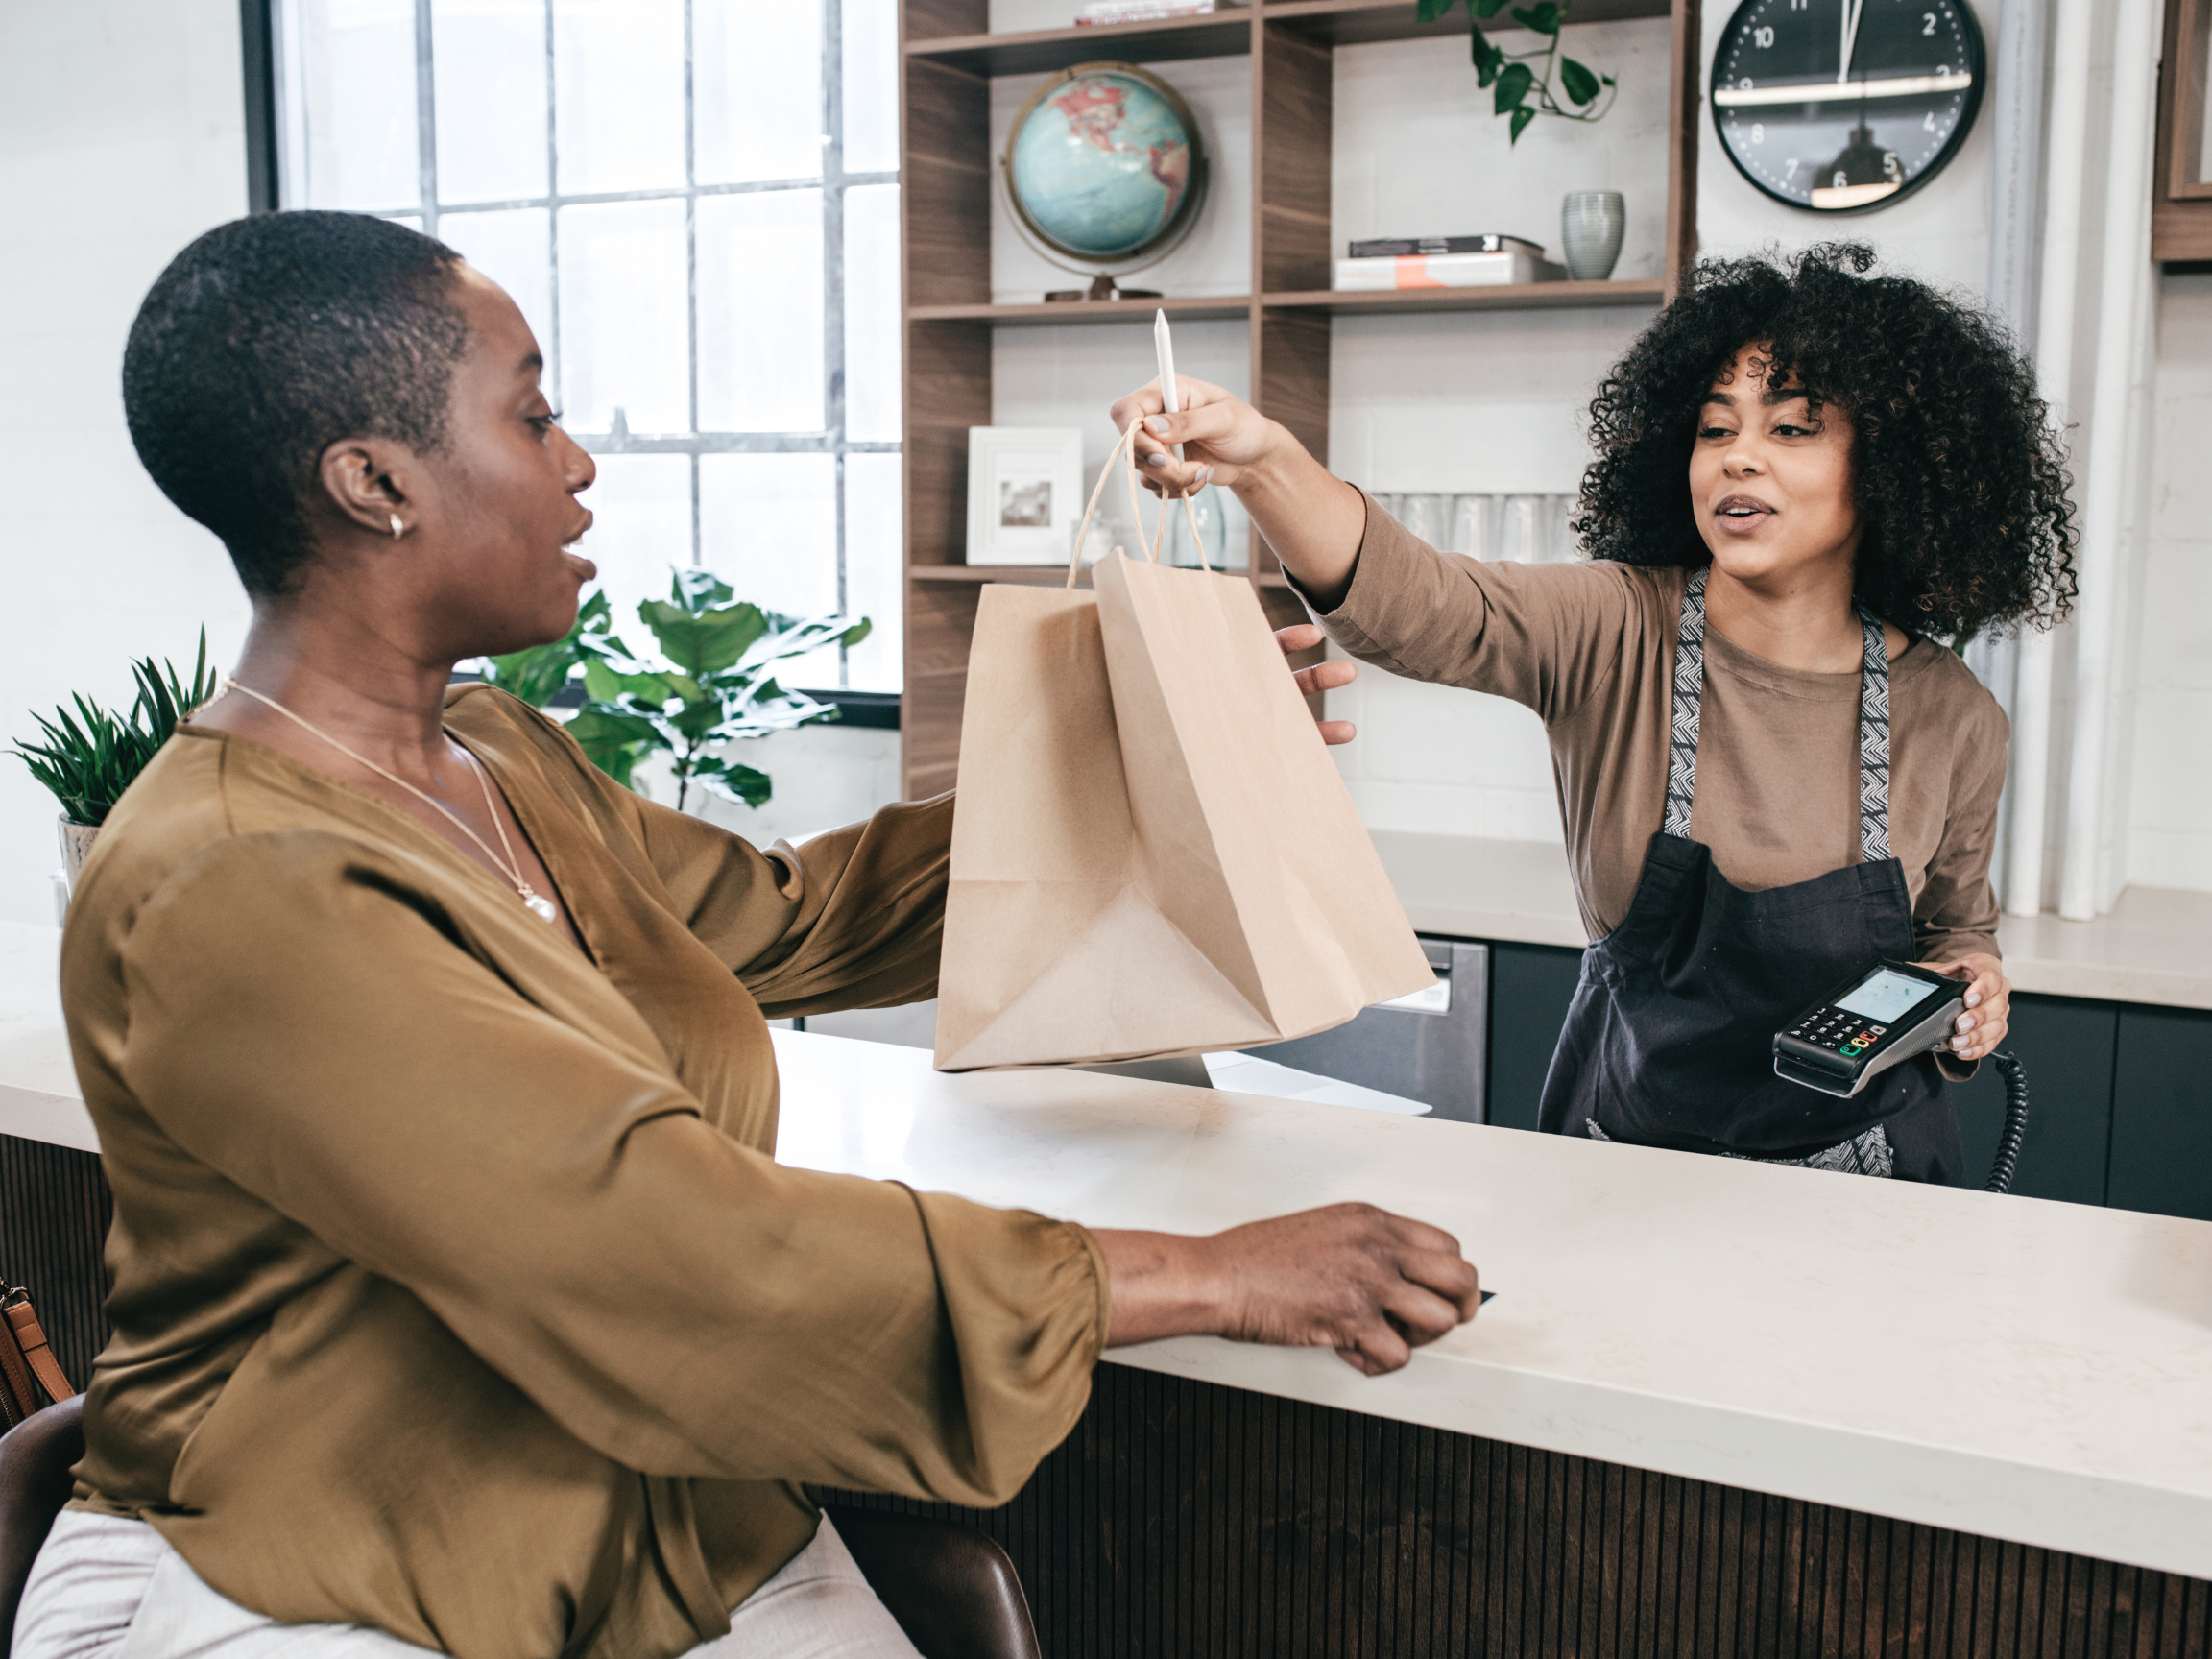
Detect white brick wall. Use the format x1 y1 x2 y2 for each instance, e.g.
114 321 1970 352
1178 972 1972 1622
2129 274 2212 893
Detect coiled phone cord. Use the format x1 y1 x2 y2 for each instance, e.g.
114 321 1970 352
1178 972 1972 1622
1984 1051 2030 1194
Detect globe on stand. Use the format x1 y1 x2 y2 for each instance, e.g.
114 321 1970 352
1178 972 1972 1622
1002 62 1210 303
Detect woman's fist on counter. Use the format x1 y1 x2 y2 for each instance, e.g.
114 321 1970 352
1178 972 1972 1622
1094 1202 1482 1376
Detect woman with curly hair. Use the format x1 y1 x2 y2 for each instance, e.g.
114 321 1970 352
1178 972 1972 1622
1112 244 2076 1183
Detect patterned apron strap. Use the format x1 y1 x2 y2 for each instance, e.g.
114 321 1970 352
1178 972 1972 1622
1664 566 1893 866
1855 607 1892 863
1661 567 1708 840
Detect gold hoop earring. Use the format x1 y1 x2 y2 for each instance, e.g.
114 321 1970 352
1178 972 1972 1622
389 515 405 540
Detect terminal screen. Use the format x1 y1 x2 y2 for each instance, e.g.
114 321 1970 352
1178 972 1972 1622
1836 968 1934 1025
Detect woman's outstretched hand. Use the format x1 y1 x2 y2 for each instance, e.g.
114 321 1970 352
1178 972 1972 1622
1093 1203 1482 1376
1276 623 1358 745
1109 373 1282 499
1111 375 1367 608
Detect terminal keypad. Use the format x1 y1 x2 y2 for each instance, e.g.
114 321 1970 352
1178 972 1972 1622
1785 1007 1888 1060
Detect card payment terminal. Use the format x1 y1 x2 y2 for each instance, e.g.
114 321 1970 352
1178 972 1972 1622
1772 960 1964 1099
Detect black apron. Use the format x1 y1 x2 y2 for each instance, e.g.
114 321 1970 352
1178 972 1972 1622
1536 566 1965 1184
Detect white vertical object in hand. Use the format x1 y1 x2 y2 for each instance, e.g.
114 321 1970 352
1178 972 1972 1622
2005 0 2095 919
1153 308 1184 461
2058 0 2161 922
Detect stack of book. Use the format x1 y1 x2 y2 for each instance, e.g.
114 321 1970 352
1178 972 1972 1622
1333 234 1564 290
1076 0 1243 22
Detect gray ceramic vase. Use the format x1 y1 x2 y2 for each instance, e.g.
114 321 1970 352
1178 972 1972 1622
1561 190 1626 281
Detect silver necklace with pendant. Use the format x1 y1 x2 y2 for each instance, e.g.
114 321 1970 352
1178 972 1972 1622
221 678 563 926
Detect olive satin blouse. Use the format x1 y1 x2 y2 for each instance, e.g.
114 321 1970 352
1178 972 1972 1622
57 686 1107 1659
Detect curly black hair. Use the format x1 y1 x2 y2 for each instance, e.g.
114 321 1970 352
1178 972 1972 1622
1575 243 2076 639
123 212 469 599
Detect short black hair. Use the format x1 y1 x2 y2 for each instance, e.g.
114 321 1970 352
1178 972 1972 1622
1575 243 2078 640
122 211 470 598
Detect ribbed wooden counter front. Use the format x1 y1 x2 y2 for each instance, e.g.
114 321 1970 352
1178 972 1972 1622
0 1132 108 1390
831 1364 2207 1658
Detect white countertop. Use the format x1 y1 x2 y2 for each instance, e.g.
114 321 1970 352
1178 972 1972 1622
774 1030 2212 1580
1373 830 2212 1011
7 908 2211 1575
0 921 95 1154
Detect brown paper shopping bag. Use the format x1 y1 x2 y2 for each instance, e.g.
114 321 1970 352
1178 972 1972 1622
934 423 1433 1070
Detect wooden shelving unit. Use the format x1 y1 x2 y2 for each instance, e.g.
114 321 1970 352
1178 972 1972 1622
898 0 1701 798
910 564 1072 581
908 294 1253 325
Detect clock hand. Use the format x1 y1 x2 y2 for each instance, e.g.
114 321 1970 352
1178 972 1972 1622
1838 0 1864 84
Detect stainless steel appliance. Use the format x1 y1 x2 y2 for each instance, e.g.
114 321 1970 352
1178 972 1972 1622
1246 937 1489 1124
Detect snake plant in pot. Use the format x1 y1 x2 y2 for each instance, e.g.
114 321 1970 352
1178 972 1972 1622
12 632 219 891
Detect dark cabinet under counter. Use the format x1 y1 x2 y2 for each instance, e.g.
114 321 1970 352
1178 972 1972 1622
1280 933 2210 1220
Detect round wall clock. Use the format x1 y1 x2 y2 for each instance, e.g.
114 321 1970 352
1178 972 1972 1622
1710 0 1985 212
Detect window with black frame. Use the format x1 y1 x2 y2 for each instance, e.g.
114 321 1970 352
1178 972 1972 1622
266 0 903 695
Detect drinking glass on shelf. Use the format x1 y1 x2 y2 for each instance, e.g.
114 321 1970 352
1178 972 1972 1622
1162 486 1231 570
1502 494 1545 563
1450 493 1502 561
1399 493 1451 548
1540 494 1575 563
1073 489 1141 567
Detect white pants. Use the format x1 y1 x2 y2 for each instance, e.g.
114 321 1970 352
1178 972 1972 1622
12 1510 922 1659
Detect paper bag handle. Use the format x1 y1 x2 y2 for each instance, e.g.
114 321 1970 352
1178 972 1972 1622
1066 418 1215 589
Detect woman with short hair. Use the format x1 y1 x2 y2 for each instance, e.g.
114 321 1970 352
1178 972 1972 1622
15 210 1481 1659
1117 244 2076 1184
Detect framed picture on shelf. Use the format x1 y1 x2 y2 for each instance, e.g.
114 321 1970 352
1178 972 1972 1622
966 427 1084 566
2158 0 2212 258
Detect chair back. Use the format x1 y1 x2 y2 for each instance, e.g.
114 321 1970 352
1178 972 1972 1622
824 1504 1043 1659
0 1397 84 1658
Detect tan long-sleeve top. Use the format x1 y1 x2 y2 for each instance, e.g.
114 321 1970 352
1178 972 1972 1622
1306 500 2007 962
58 686 1106 1659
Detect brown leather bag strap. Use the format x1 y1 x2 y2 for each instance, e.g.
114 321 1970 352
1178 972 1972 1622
1 1288 75 1408
0 1289 38 1427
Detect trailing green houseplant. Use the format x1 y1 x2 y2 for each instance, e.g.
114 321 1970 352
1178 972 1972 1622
478 574 872 813
1418 0 1618 143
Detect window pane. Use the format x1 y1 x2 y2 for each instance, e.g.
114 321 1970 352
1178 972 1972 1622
844 453 902 692
553 0 685 195
438 208 555 390
283 0 419 209
695 0 823 185
576 454 692 638
433 0 548 204
842 0 899 174
699 454 843 685
697 191 825 433
844 184 901 443
557 199 689 434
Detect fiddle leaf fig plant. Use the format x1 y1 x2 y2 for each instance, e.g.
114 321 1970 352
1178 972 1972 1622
473 572 872 812
478 590 616 708
572 568 871 811
12 632 219 827
1417 0 1618 142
